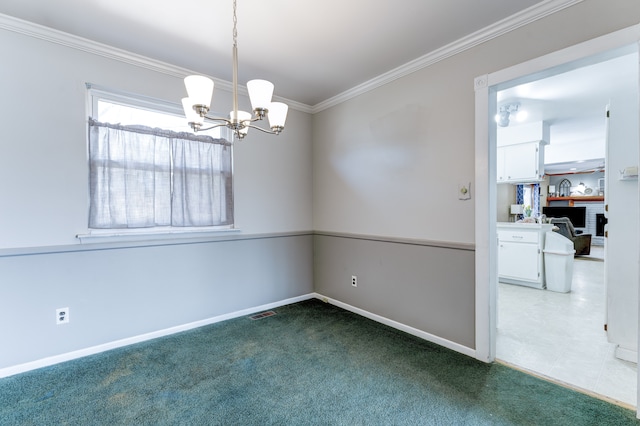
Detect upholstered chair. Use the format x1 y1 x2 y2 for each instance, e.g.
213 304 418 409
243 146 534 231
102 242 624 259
550 217 592 256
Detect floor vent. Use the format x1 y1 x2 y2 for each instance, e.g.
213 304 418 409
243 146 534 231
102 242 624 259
249 311 276 320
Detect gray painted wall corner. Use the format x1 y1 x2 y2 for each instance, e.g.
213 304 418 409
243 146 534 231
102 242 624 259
313 234 476 349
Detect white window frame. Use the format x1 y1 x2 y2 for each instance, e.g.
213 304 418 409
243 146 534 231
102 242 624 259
78 83 238 243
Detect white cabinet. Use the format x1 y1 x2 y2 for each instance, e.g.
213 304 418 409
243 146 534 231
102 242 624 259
497 223 553 288
497 121 549 184
497 141 546 183
499 242 541 282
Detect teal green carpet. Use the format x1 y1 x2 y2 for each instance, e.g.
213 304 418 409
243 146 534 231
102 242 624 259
1 299 638 425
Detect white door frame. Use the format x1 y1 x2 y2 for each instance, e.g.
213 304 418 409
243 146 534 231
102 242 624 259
474 24 640 411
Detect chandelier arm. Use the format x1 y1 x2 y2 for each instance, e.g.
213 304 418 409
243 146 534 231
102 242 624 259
244 115 266 124
194 122 232 132
202 115 233 125
244 123 278 135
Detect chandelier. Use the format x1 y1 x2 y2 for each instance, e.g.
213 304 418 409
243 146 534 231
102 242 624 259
181 0 288 140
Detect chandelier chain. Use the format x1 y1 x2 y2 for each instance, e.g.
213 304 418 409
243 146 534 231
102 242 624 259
231 0 239 120
232 0 238 47
181 0 288 139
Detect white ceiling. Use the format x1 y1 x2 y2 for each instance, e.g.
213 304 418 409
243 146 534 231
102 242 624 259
1 0 544 106
498 50 637 173
2 0 636 175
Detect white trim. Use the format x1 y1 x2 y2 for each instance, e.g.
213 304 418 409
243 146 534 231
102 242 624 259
311 0 583 113
475 23 640 363
474 74 497 363
76 227 241 244
0 231 313 258
87 83 186 118
0 293 315 379
615 345 639 363
0 291 476 378
314 230 475 251
637 39 640 417
0 13 312 115
0 2 581 116
314 293 476 359
486 28 640 90
474 23 640 415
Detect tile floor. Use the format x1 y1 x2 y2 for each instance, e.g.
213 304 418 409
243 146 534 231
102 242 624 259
496 249 637 408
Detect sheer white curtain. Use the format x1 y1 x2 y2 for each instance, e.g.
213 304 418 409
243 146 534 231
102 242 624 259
172 139 233 227
88 119 233 229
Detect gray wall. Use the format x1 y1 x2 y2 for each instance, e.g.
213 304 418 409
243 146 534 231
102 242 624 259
1 0 639 371
2 235 313 369
314 234 475 349
312 0 639 353
0 24 313 249
0 19 313 371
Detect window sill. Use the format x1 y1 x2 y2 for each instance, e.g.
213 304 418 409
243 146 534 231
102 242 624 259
76 227 241 244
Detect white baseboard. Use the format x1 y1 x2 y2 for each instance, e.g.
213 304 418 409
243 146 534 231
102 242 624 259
615 345 638 364
313 293 476 359
2 293 475 378
0 293 315 379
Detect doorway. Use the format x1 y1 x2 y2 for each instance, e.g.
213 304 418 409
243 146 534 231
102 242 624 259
473 26 640 413
493 53 635 404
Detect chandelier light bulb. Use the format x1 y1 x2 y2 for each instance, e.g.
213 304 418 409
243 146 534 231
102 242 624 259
229 110 252 122
184 75 214 114
268 102 288 132
247 79 274 113
182 97 203 125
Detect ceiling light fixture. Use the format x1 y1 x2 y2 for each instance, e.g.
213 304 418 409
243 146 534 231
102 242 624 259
495 103 520 127
181 0 288 140
515 109 528 122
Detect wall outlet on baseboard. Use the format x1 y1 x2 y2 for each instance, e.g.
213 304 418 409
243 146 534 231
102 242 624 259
351 275 357 287
56 307 69 325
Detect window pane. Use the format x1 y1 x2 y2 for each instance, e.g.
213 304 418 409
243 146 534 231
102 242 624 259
89 123 172 228
88 91 233 230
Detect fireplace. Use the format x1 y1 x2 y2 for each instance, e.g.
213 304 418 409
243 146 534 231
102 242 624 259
596 213 606 237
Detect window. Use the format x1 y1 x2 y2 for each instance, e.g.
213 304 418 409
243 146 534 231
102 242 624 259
87 85 233 231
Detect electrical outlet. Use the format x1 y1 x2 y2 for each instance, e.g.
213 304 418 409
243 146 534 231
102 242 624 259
351 275 357 287
56 307 69 325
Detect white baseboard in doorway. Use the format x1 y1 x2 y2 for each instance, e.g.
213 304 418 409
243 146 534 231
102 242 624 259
615 345 638 364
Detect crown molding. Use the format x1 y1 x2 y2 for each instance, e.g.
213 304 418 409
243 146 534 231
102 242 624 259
0 0 581 116
311 0 584 114
0 13 313 114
